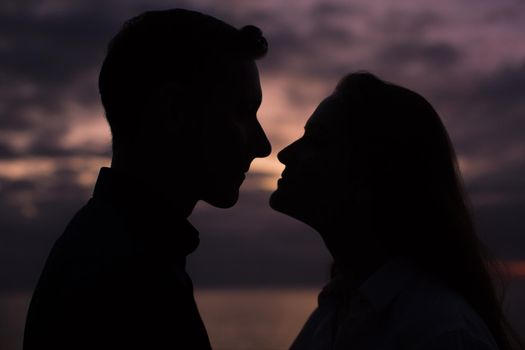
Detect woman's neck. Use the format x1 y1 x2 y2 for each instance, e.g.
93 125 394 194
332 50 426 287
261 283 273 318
320 225 390 285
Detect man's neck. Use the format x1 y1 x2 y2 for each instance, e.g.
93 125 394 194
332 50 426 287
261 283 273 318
110 161 199 219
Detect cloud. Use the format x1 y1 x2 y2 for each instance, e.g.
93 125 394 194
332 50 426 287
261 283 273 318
440 61 525 195
0 7 113 169
0 141 17 159
310 2 363 18
474 201 525 260
379 41 461 68
0 168 94 290
1 0 525 292
375 8 444 36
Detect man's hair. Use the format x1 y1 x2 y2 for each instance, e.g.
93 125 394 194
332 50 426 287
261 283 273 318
98 9 268 148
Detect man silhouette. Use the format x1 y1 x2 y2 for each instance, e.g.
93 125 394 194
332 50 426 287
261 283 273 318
24 9 271 350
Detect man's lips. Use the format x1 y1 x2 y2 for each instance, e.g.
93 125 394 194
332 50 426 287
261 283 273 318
242 163 251 174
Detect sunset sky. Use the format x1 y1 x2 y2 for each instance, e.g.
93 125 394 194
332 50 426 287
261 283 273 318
1 0 524 290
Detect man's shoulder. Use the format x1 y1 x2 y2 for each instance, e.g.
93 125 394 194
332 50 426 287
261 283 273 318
52 200 115 253
39 199 126 280
62 197 122 238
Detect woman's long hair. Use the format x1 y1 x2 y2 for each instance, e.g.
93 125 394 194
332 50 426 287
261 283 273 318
333 72 522 350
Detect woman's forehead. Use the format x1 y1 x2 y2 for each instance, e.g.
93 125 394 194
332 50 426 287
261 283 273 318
305 94 351 130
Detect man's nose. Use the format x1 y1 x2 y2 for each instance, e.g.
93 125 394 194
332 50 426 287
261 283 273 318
252 122 271 158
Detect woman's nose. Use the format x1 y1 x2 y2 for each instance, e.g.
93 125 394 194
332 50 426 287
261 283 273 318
277 140 299 165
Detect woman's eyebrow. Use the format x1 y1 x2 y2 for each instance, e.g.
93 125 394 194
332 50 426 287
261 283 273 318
304 122 326 133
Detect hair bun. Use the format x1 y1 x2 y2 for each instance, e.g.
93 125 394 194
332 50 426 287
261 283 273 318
239 25 268 59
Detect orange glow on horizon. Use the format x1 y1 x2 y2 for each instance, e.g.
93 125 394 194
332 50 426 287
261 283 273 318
505 261 525 278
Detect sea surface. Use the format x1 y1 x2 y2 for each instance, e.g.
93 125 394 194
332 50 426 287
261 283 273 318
0 288 318 350
1 282 524 350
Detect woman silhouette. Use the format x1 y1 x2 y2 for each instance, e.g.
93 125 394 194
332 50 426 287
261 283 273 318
270 72 522 350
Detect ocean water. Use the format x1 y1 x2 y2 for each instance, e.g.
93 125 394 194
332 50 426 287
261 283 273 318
0 288 318 350
196 289 317 350
2 282 524 350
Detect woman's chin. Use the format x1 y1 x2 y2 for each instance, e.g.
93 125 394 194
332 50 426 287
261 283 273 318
269 188 301 219
269 187 288 213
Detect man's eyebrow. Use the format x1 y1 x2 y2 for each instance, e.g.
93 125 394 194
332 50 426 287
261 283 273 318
242 95 262 108
254 93 262 106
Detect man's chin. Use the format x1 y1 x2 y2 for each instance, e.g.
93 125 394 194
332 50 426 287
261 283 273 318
202 190 240 209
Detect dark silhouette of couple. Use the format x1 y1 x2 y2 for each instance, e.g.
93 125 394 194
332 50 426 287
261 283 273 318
23 9 522 350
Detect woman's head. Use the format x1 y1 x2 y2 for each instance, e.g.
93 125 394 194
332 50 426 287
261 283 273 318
271 72 466 253
271 71 522 350
269 93 359 230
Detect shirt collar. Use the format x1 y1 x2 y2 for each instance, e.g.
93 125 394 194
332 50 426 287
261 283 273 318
357 256 423 312
91 167 200 256
319 257 423 313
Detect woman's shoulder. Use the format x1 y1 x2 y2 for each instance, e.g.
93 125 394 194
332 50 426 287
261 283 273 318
386 271 499 349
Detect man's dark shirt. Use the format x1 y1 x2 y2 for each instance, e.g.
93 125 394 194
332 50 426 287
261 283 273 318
24 167 212 349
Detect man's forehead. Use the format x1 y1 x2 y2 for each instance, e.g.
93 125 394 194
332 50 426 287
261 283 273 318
219 60 259 87
235 61 260 91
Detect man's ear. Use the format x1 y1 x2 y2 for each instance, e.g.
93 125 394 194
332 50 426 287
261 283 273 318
146 82 187 134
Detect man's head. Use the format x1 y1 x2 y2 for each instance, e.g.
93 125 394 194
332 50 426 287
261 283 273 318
98 9 271 208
